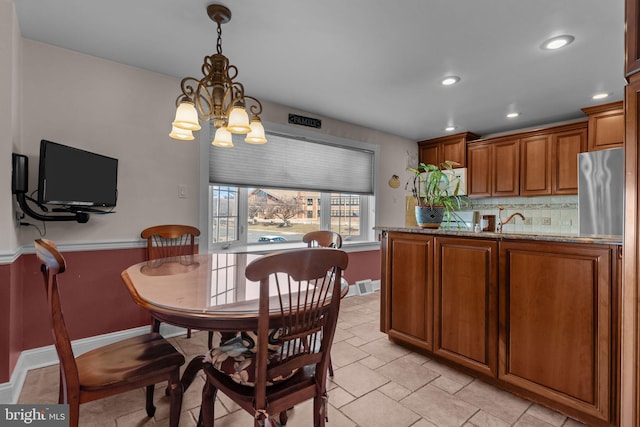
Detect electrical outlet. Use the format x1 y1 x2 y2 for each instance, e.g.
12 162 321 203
542 217 552 225
560 219 572 226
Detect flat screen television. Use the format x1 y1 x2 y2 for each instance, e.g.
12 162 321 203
38 140 118 207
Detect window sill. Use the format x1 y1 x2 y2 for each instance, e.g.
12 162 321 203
220 240 380 255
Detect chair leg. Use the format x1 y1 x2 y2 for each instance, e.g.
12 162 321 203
187 328 192 338
68 401 80 427
207 331 214 349
145 384 156 417
328 356 334 377
168 369 184 427
151 318 161 333
279 409 289 425
313 395 326 427
200 381 217 427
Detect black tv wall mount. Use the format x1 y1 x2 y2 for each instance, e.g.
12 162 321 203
12 153 90 223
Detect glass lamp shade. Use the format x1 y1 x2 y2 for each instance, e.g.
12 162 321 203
169 125 195 141
245 117 267 144
172 100 202 131
226 105 251 134
212 127 234 147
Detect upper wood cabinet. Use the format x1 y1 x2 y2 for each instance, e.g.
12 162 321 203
552 126 587 194
418 132 480 167
520 135 552 196
520 122 587 196
467 138 520 197
581 101 624 151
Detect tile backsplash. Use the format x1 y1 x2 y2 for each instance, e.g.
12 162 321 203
465 195 579 235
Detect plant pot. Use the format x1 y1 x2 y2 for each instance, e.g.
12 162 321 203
415 205 444 228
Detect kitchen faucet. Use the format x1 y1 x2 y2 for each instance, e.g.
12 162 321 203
496 206 525 233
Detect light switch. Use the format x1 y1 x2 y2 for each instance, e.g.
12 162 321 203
178 184 187 199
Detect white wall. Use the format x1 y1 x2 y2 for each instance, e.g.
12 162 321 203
10 37 414 249
0 0 21 255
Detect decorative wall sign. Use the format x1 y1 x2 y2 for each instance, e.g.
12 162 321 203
288 114 322 128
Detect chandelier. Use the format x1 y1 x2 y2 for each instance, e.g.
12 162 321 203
169 4 267 146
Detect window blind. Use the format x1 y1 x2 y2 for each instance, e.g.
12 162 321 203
209 131 375 195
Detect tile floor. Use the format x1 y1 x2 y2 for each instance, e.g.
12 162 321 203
18 292 587 426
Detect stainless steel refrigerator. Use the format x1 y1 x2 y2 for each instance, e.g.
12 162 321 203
578 147 624 236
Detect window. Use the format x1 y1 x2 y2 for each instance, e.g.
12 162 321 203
210 186 371 246
205 126 377 249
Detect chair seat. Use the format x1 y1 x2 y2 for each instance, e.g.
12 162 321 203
76 333 185 390
205 331 299 387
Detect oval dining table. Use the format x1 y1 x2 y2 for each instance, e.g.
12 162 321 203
121 251 347 391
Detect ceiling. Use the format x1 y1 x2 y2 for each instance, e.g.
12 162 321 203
13 0 626 141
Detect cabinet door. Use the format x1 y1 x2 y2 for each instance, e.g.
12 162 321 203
492 139 520 196
441 138 466 167
584 102 624 151
520 135 552 196
385 232 433 350
552 127 586 195
434 237 498 377
419 144 439 166
467 143 492 197
499 241 614 422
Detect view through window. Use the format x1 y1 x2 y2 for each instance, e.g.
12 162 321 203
210 185 366 246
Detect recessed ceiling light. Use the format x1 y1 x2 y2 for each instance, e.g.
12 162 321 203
541 35 575 50
445 126 456 132
506 112 520 119
441 76 460 86
592 92 609 100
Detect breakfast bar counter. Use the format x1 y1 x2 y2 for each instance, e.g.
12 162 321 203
376 226 621 427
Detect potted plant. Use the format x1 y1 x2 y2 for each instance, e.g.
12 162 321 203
406 160 469 228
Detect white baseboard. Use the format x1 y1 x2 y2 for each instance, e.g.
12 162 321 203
0 324 187 404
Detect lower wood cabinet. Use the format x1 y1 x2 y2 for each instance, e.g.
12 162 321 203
380 231 620 426
499 241 617 423
434 237 498 376
383 232 433 350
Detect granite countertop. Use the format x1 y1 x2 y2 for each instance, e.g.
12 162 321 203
374 226 623 245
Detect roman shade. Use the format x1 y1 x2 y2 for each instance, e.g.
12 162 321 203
209 131 375 194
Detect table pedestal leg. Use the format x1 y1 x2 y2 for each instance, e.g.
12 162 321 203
166 355 204 395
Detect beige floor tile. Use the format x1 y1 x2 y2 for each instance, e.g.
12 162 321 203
467 410 511 427
359 337 411 363
432 375 468 394
332 363 390 397
341 390 421 427
561 418 588 426
345 335 369 347
411 419 440 427
513 413 555 427
358 355 386 370
524 404 567 426
346 321 388 343
401 384 478 427
333 325 356 343
376 358 440 391
456 380 531 424
330 340 370 367
378 381 413 401
423 360 474 386
327 386 356 408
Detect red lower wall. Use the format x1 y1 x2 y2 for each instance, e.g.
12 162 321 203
0 246 380 383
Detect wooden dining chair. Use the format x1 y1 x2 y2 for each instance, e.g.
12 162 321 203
303 230 345 376
302 230 343 249
141 224 211 344
34 238 185 427
199 248 349 427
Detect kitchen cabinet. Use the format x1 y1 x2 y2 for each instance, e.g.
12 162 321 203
382 232 433 350
520 123 587 196
499 240 618 424
582 101 624 151
418 132 479 167
379 229 620 426
520 135 552 196
467 138 520 197
552 126 587 194
433 237 498 376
